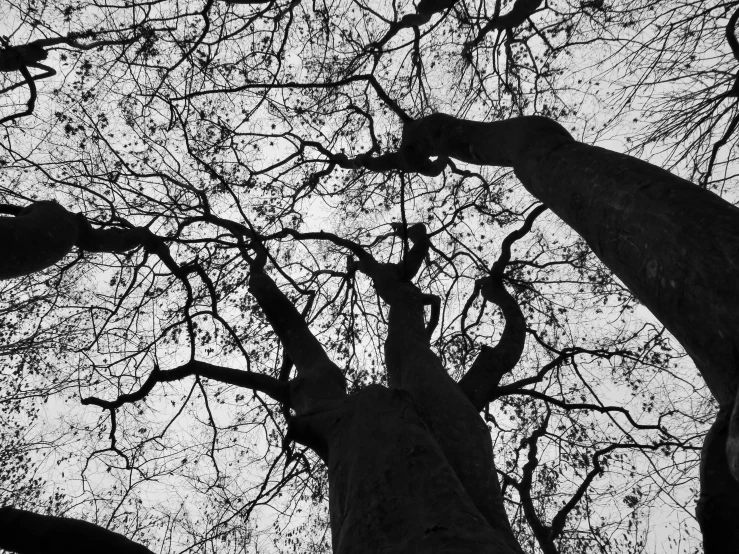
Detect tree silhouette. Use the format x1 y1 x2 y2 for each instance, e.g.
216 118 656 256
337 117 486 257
1 1 737 553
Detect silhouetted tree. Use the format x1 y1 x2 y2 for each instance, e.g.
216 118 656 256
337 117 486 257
1 1 736 553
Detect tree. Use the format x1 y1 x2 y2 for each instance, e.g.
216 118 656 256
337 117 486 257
0 1 737 553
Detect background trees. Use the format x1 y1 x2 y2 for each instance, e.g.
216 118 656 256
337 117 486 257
1 0 736 552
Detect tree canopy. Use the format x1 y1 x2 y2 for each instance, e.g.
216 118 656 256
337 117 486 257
1 1 738 553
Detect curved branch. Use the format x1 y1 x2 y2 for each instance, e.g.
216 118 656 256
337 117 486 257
391 222 430 279
0 63 38 124
464 0 544 54
458 209 544 411
344 114 571 176
457 281 526 411
0 507 154 554
245 245 346 413
277 228 371 260
81 360 290 409
491 205 547 276
726 6 739 63
374 0 458 50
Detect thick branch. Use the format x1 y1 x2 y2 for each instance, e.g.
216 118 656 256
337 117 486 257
0 202 79 279
0 63 40 124
0 33 140 72
422 293 441 337
464 0 544 53
488 0 542 30
458 208 543 411
391 222 430 280
726 6 739 64
246 245 345 413
0 507 153 554
347 114 572 175
458 278 526 411
0 202 187 280
491 205 547 276
374 0 458 49
81 359 290 409
277 228 371 260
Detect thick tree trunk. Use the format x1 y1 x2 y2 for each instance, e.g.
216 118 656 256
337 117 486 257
323 384 520 554
516 139 739 405
697 409 739 554
352 235 523 551
381 284 520 547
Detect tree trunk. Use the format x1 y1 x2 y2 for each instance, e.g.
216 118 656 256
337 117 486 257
323 384 520 554
516 139 739 405
364 113 739 552
697 409 739 554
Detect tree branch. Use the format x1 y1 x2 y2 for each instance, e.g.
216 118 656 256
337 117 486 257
81 359 290 409
0 201 188 280
0 63 38 124
458 207 545 411
503 388 673 436
0 201 79 279
373 0 458 50
517 411 557 554
391 222 430 280
490 205 547 276
174 74 412 122
342 114 571 176
422 293 441 338
463 0 544 54
0 507 154 554
245 241 346 413
726 6 739 64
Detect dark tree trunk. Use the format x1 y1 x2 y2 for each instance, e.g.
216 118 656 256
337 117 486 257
323 385 520 554
697 409 739 553
360 113 739 553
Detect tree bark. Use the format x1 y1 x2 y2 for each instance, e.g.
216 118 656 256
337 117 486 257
322 384 520 554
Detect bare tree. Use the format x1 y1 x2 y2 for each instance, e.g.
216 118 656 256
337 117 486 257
1 1 736 553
